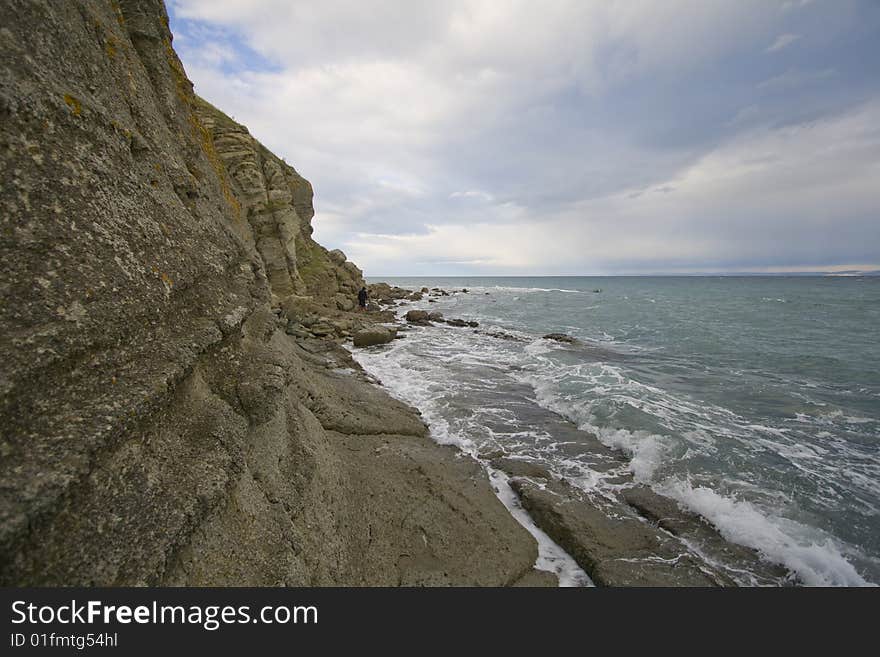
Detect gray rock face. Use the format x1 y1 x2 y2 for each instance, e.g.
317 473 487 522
193 98 364 302
352 327 394 347
368 282 411 303
0 0 539 586
328 249 347 266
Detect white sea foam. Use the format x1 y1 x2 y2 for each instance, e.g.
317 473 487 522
657 479 874 586
514 348 876 586
485 467 592 587
486 285 583 294
348 333 592 586
351 290 879 586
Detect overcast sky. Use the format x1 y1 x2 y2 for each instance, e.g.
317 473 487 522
167 0 880 276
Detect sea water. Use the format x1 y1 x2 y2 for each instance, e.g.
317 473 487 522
351 276 880 586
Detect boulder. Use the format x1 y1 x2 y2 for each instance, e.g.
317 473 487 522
353 327 394 347
335 294 355 312
420 287 430 293
309 321 337 337
446 319 467 327
405 310 430 324
427 312 444 322
331 318 353 333
328 249 347 266
368 282 394 301
407 292 423 301
284 321 312 339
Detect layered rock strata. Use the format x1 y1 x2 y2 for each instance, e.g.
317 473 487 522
0 0 543 586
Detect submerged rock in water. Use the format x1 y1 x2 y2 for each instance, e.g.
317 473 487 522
427 311 444 322
405 310 430 324
477 329 527 342
543 333 578 344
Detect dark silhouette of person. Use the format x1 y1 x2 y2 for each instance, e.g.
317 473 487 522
357 287 368 311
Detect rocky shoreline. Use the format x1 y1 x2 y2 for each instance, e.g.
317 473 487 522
0 0 791 587
355 283 796 586
0 1 547 587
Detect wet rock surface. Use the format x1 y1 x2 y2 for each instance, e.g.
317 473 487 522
380 290 794 586
621 486 791 585
509 477 730 586
352 327 395 347
405 310 430 325
543 333 579 344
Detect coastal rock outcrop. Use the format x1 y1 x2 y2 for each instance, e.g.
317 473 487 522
192 97 364 302
0 0 538 586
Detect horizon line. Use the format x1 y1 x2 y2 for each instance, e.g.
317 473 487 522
366 271 880 278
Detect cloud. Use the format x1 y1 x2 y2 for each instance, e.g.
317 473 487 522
346 100 880 275
450 190 495 201
757 68 836 90
167 0 880 274
781 0 814 12
766 33 801 52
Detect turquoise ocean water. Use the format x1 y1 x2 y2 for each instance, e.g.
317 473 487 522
353 276 880 586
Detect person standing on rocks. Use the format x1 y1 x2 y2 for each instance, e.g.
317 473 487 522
357 286 368 312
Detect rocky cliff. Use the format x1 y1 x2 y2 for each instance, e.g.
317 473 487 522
0 0 541 585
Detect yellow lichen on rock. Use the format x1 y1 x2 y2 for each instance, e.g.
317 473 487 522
63 94 81 116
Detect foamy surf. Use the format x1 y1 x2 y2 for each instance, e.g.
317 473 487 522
358 276 880 585
517 351 875 586
657 479 873 587
348 336 592 587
